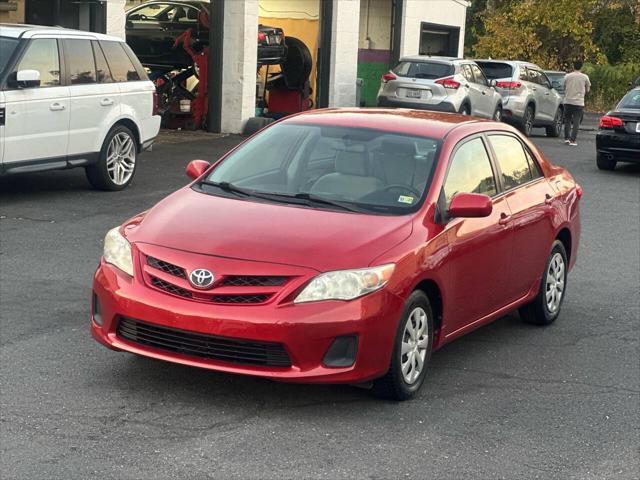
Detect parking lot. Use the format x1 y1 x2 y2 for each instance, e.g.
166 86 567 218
1 125 638 479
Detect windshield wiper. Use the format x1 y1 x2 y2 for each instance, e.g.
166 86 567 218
200 180 255 197
264 192 369 213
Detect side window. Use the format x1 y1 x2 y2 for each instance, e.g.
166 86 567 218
524 148 542 178
127 3 171 24
539 72 552 89
518 67 530 82
471 64 488 86
461 64 474 83
15 38 60 87
92 41 113 83
99 41 140 82
443 137 497 206
65 39 96 85
488 135 536 189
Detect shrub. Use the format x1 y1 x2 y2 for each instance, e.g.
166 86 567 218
582 63 640 112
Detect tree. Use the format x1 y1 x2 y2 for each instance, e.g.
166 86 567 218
472 0 605 69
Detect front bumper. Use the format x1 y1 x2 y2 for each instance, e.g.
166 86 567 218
596 131 640 163
91 260 404 384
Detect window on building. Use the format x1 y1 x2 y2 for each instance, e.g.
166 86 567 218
419 23 460 57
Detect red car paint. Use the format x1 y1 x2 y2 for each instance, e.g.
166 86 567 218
91 109 581 384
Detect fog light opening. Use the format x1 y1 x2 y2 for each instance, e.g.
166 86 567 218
323 335 358 368
92 293 103 326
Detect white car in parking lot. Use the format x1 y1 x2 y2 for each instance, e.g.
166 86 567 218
0 25 160 190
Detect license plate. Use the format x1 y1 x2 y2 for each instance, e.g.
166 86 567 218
405 89 422 99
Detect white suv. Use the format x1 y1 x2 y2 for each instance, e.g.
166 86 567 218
0 25 160 190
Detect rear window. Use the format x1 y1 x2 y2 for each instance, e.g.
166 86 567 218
393 61 454 80
476 62 513 80
618 89 640 109
99 41 140 82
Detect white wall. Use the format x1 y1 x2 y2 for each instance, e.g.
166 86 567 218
358 0 392 50
400 0 468 58
328 0 360 107
259 0 319 19
221 0 259 133
106 0 127 39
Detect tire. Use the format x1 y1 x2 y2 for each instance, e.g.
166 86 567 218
519 240 568 326
281 36 312 89
85 125 138 191
520 105 534 136
242 116 274 136
459 103 471 116
372 291 434 401
596 153 617 171
546 107 563 137
493 104 503 121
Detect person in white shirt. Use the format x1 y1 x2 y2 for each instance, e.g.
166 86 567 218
563 60 591 146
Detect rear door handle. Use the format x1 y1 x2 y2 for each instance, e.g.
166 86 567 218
100 98 114 106
50 103 65 111
498 213 511 225
545 193 553 205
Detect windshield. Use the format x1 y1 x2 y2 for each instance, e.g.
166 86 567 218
475 62 513 80
203 123 440 215
393 61 454 80
618 89 640 109
0 37 19 73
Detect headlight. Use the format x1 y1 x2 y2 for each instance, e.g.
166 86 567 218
294 264 395 303
103 227 133 276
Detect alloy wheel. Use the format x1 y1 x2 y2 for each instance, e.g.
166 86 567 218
545 252 565 313
400 307 429 384
106 132 136 186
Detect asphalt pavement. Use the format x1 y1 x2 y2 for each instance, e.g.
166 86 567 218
1 125 638 480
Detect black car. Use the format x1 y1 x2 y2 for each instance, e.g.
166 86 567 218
595 87 640 170
125 1 286 70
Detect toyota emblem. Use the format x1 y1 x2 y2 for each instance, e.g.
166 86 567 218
189 268 214 289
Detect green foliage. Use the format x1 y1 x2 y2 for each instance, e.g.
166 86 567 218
582 63 640 111
592 2 640 64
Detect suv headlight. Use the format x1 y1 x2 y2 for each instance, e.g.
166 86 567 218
103 227 133 276
294 264 395 303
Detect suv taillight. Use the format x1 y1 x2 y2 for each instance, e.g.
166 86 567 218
599 115 623 129
381 72 396 83
495 81 522 89
152 91 158 116
435 77 461 89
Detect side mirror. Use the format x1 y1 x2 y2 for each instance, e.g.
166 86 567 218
552 80 561 90
448 192 492 218
186 159 210 180
15 69 40 88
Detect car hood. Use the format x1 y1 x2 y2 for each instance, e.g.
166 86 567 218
125 187 414 272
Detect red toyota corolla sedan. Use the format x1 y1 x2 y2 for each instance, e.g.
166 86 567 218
91 109 581 400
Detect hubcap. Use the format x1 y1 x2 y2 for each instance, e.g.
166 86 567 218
106 132 136 185
400 307 429 385
545 252 565 313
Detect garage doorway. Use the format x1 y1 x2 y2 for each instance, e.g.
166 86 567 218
25 0 106 33
419 22 460 57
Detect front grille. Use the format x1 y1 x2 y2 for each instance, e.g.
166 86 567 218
211 294 271 304
221 276 288 287
151 276 192 298
117 317 291 367
147 256 186 279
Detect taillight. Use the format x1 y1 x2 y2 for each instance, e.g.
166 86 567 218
381 72 397 83
495 81 522 89
257 31 267 42
599 115 623 129
435 77 461 89
152 91 158 116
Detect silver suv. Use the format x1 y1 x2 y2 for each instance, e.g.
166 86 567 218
475 60 564 137
377 56 503 120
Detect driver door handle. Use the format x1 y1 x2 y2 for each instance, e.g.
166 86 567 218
545 193 553 205
100 98 114 106
49 103 65 111
498 212 511 225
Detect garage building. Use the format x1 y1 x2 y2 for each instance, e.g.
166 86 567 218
0 0 468 133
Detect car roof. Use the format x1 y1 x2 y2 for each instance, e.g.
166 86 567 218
0 23 122 41
399 55 462 64
282 108 489 139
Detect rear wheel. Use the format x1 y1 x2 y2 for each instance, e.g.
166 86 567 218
546 107 563 137
372 291 433 401
596 153 617 170
85 125 137 191
519 240 568 325
459 103 470 116
520 105 534 136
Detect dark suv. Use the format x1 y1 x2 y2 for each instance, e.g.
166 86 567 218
126 1 286 69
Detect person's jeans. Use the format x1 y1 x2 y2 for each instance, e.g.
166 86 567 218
564 104 583 142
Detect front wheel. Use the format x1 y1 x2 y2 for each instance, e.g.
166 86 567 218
519 240 568 325
372 291 434 400
86 125 138 191
546 108 563 137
